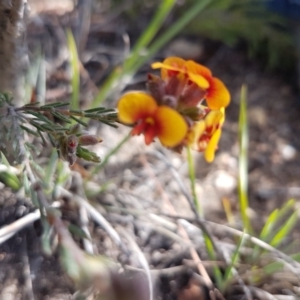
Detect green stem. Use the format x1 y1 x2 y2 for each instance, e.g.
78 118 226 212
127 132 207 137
187 146 201 216
87 133 131 180
238 85 252 234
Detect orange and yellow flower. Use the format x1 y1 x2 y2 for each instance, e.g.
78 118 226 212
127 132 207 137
188 108 225 163
117 56 230 163
152 57 230 110
117 92 188 147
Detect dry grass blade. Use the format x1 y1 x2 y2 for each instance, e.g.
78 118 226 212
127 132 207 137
120 228 153 300
138 153 214 289
58 187 124 251
79 205 94 254
75 0 92 56
20 237 35 300
0 202 61 245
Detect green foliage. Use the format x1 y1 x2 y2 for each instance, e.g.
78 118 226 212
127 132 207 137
67 29 80 111
259 199 296 243
270 209 298 247
92 0 213 106
112 0 295 71
184 0 294 70
222 233 245 289
0 93 116 166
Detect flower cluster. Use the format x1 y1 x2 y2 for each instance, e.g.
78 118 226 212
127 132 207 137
117 57 230 162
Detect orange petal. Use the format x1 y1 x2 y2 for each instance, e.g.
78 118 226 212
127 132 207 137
185 60 211 89
185 60 212 78
152 57 186 79
155 106 188 147
117 92 158 124
206 78 230 110
204 128 222 163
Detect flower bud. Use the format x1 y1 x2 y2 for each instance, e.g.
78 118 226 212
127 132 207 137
147 73 165 105
79 135 102 146
67 134 79 155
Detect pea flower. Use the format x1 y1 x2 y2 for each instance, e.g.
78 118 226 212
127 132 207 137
117 91 188 147
117 56 230 163
188 108 225 162
152 57 230 110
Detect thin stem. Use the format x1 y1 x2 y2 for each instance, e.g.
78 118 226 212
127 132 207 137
87 132 131 180
187 146 201 216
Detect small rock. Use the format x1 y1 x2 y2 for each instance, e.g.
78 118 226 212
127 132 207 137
278 144 296 161
167 39 203 60
213 170 237 194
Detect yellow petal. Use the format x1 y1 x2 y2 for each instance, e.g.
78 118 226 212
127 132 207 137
204 128 222 163
206 78 230 110
117 92 158 124
152 57 186 79
205 109 223 128
155 106 188 147
187 72 210 89
188 120 206 148
219 107 225 125
185 60 211 89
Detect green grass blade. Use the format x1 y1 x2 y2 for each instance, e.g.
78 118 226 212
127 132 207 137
260 199 295 241
238 85 252 234
252 208 280 261
223 233 245 285
259 209 279 240
66 29 80 111
44 150 58 189
126 0 176 69
204 233 223 288
186 145 223 288
187 146 201 216
130 0 213 74
23 171 30 196
270 209 298 247
0 152 11 167
276 198 296 216
93 0 176 107
41 218 53 255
